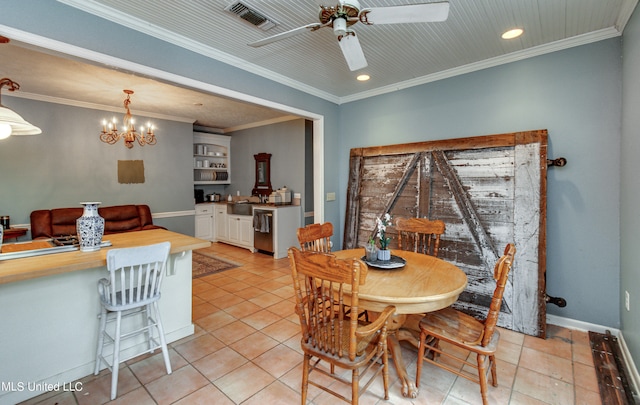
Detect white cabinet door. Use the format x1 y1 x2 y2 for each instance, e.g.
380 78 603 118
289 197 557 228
228 215 240 243
195 205 214 240
227 214 255 252
239 216 254 247
214 205 228 241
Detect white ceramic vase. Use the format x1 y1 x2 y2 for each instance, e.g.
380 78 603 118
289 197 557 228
377 248 391 261
76 202 105 252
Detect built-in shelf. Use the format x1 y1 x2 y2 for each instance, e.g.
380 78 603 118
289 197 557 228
194 132 231 185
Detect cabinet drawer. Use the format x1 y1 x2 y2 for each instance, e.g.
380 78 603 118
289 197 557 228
195 204 213 215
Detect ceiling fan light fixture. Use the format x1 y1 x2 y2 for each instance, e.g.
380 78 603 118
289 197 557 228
502 28 523 39
333 17 347 37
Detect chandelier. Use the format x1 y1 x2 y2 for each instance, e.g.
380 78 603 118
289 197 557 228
0 78 42 139
100 89 156 148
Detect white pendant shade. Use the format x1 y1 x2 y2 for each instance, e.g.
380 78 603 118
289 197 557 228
0 105 42 135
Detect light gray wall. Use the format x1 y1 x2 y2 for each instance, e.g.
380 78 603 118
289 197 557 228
227 119 306 203
338 39 622 330
621 6 640 367
0 97 195 235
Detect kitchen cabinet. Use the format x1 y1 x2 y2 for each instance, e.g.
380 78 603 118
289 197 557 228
194 132 231 185
255 205 300 259
228 214 255 253
195 204 214 241
213 203 254 253
213 204 227 241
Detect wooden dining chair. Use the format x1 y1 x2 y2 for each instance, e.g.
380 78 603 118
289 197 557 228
415 243 516 405
395 217 445 257
298 222 369 323
288 247 396 405
297 222 333 253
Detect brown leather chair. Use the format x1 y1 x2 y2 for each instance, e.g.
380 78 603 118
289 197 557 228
288 247 395 405
395 217 445 257
416 243 516 405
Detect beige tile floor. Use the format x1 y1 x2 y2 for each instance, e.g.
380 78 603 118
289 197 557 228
21 242 601 405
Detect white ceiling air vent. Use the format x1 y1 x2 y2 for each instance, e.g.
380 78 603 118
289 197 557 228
224 1 277 31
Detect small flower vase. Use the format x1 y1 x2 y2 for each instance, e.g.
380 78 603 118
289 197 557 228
76 202 105 252
377 248 391 261
0 226 3 253
364 244 378 261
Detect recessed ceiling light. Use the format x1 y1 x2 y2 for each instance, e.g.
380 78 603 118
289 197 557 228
357 74 370 81
502 28 523 40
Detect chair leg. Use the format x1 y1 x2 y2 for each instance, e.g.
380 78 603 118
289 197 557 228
352 368 360 405
94 307 107 375
477 354 489 405
143 305 152 353
152 302 172 374
382 341 390 400
489 354 498 387
415 330 426 387
301 354 310 405
110 311 123 400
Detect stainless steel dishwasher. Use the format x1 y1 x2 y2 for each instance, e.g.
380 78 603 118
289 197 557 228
253 209 274 254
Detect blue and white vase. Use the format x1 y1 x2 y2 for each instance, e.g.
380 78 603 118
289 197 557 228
377 248 391 261
76 202 104 252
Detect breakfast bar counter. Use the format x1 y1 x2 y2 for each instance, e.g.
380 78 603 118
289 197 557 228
0 229 210 284
0 229 210 405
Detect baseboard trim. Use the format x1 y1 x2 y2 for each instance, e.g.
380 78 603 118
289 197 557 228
547 314 639 396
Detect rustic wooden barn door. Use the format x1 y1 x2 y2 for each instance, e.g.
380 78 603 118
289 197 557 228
344 130 547 337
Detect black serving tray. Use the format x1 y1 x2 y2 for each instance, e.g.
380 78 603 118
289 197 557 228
361 255 406 269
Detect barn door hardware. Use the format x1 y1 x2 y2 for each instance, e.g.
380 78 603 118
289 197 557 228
547 157 567 167
545 294 567 307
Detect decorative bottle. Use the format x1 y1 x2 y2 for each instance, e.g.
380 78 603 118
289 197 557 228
76 202 105 252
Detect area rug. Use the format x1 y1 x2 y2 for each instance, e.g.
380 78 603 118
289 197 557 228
192 251 239 278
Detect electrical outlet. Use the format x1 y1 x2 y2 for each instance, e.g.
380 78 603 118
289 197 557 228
625 291 630 311
326 192 336 201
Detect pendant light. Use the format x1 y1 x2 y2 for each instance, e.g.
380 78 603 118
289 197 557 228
0 78 42 139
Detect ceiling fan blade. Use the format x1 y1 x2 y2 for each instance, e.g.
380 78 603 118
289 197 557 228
360 2 449 25
338 31 368 71
249 23 322 47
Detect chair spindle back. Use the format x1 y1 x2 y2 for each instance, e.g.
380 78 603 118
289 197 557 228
288 247 365 361
395 217 445 257
297 222 333 253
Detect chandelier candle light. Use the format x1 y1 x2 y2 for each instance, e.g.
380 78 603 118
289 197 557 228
100 89 156 149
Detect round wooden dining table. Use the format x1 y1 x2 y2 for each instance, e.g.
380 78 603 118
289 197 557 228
334 248 468 398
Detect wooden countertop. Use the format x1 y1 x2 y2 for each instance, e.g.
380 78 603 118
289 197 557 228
0 229 211 285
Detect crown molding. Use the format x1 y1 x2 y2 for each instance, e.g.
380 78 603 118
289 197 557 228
5 92 195 123
339 27 622 104
56 0 340 104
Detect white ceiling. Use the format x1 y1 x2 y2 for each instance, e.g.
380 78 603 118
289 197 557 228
1 0 638 131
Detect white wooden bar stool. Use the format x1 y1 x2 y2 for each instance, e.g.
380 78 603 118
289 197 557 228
94 241 172 400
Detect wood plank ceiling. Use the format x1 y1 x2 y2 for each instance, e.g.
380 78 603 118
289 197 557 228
59 0 637 102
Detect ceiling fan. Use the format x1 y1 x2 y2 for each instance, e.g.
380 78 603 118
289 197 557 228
248 1 450 71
